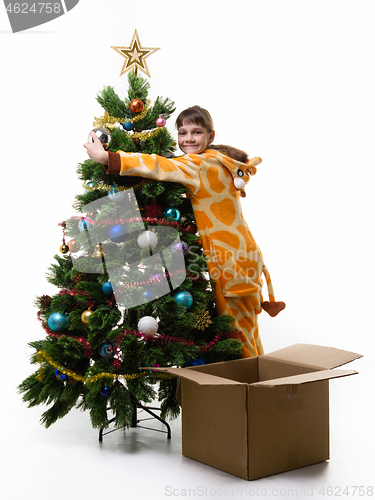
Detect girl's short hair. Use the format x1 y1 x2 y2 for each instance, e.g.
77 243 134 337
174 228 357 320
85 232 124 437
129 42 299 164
176 105 214 132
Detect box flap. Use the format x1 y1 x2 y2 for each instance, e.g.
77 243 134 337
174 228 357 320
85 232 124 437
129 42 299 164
264 344 362 370
250 369 358 387
141 366 244 386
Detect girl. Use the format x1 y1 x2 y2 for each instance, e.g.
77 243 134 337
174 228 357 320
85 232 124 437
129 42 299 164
84 105 285 357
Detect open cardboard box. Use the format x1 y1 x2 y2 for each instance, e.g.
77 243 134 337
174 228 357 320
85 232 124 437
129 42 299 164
152 344 362 480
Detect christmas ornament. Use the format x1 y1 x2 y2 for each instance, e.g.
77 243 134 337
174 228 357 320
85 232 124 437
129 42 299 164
183 222 197 234
108 184 125 202
186 357 206 367
40 295 52 308
173 290 193 309
164 207 180 221
59 244 69 254
122 119 135 131
78 218 94 232
47 312 68 332
109 224 128 243
87 128 111 149
182 241 189 255
54 368 67 381
195 309 213 331
85 181 95 193
102 281 113 295
111 29 160 78
100 386 111 397
81 308 93 325
91 243 106 258
129 98 144 113
99 340 116 359
137 230 158 250
171 241 189 256
143 289 155 302
137 316 159 336
234 177 245 189
68 239 80 253
156 116 166 127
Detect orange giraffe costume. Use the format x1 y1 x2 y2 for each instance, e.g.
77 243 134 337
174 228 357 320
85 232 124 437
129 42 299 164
106 148 285 357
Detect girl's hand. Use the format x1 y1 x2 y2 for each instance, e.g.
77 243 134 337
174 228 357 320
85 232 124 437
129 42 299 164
83 132 109 164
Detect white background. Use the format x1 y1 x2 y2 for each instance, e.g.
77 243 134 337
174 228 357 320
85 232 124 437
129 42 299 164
1 1 374 498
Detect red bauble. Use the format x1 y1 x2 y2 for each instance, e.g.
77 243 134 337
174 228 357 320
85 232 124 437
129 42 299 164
129 99 144 113
183 222 197 234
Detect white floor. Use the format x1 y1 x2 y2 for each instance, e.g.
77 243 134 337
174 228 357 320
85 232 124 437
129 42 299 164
3 356 373 500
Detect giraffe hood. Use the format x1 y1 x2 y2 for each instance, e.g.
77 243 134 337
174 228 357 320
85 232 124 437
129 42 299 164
203 149 262 196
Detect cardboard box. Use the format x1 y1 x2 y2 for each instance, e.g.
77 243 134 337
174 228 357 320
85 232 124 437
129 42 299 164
154 344 362 480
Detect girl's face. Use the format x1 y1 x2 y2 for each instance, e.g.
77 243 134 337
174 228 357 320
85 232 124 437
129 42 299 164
177 121 215 154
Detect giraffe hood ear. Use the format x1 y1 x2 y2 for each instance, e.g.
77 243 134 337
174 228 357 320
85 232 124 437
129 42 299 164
207 149 262 196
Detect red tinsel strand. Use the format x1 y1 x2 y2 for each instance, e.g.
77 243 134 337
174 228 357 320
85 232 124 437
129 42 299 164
68 215 184 231
37 311 93 358
115 268 186 292
199 333 224 353
114 328 197 348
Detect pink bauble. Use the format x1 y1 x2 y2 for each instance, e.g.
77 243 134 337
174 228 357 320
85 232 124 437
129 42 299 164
156 116 166 127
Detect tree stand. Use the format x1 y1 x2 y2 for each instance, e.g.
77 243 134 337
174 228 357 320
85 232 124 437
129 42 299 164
99 394 171 442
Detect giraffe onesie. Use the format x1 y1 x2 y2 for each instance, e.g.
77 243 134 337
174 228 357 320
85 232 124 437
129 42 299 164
106 148 285 357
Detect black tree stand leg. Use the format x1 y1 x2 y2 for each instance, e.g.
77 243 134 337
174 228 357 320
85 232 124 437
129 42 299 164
99 394 171 442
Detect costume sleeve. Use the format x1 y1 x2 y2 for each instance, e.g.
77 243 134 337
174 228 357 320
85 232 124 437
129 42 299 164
106 151 201 195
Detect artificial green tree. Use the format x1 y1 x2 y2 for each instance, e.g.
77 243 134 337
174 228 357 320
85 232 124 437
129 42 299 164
19 69 244 433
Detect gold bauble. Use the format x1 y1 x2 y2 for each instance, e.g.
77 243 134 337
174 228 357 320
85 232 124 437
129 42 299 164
60 244 69 254
81 309 93 325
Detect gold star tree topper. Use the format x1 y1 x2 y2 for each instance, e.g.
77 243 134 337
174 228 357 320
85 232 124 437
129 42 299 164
111 30 160 78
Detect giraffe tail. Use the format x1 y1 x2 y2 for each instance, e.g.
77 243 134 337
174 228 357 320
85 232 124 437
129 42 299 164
260 265 286 317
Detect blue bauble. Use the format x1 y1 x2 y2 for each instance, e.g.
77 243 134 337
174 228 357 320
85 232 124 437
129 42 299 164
102 281 113 295
54 368 67 381
143 289 155 302
171 241 189 255
108 224 128 243
122 119 135 131
85 181 94 193
78 218 94 232
101 386 111 397
173 290 193 309
107 184 125 202
48 312 68 332
99 340 116 359
164 207 181 221
186 357 206 367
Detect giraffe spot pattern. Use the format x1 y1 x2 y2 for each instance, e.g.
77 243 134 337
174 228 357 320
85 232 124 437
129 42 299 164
116 148 281 357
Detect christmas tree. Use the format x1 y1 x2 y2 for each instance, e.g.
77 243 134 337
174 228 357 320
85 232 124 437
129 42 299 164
18 33 245 432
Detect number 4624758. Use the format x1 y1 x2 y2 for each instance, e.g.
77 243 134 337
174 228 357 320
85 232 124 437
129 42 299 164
6 3 62 14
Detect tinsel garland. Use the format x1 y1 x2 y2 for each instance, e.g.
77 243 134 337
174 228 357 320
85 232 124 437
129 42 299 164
36 349 175 383
66 215 184 232
92 107 162 142
93 103 151 129
115 268 186 292
83 179 148 193
127 127 162 141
